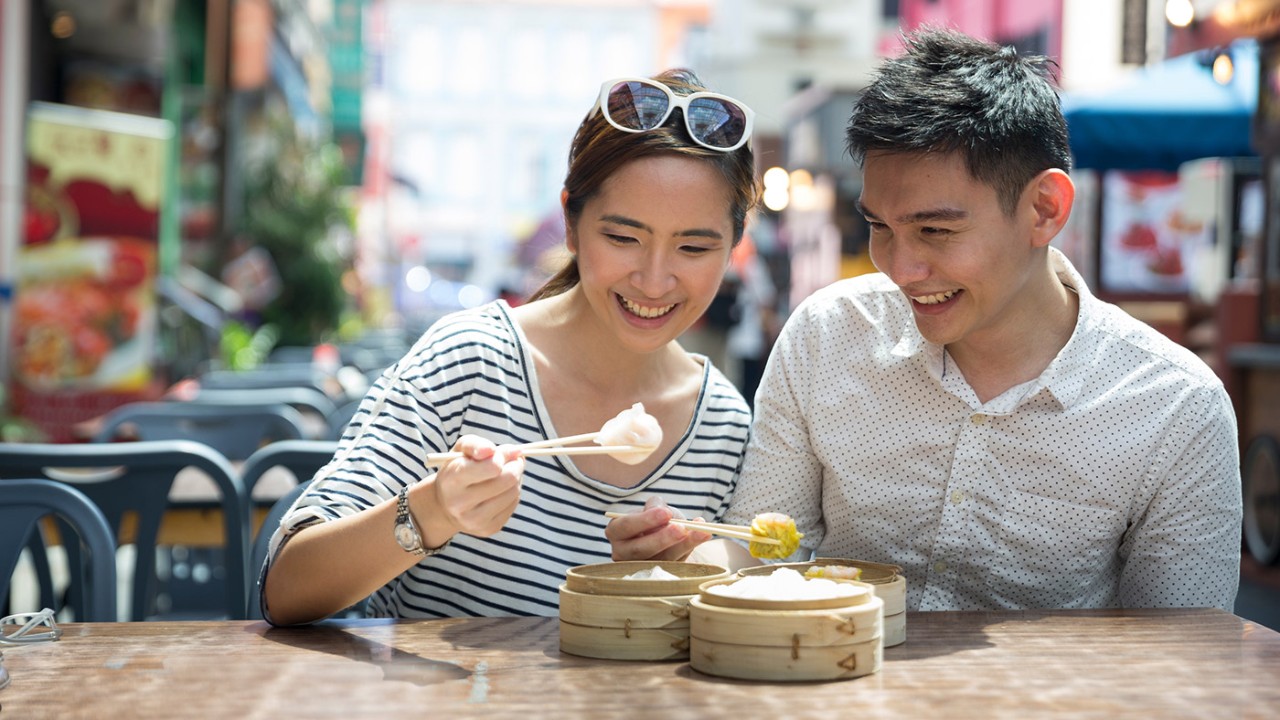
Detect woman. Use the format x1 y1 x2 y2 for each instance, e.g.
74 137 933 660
262 69 758 624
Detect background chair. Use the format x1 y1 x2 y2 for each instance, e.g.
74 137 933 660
1 480 118 623
0 441 248 621
246 479 312 620
325 398 363 441
92 400 307 462
189 387 337 440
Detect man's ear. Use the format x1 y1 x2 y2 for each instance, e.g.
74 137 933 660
1027 169 1075 249
561 189 578 254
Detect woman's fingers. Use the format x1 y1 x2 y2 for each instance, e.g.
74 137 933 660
430 443 524 536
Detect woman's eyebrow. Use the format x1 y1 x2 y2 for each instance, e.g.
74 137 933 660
599 214 723 239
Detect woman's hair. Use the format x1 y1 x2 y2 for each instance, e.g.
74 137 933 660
845 27 1071 217
528 68 758 301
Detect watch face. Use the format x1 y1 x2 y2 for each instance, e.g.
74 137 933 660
395 523 418 551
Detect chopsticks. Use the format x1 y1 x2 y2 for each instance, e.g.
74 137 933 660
603 511 782 546
425 443 649 467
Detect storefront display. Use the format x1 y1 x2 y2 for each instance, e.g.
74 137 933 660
10 102 171 441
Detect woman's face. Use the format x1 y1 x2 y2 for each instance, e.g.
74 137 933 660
567 154 736 354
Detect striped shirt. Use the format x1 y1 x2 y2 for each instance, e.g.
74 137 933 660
268 301 750 618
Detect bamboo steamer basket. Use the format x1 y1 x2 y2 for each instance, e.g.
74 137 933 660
559 561 730 661
740 558 907 646
689 577 884 682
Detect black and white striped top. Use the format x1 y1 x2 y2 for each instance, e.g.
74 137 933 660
269 301 750 618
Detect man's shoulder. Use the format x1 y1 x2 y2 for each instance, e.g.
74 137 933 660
1083 299 1222 389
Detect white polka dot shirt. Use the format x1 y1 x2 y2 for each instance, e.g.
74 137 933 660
725 249 1242 612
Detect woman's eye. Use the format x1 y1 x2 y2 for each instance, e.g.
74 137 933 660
681 245 713 255
605 233 637 245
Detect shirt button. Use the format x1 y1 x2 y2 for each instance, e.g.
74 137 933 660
970 414 987 424
950 490 964 505
933 561 948 573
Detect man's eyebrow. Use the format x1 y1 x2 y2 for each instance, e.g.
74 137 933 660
598 214 724 240
856 202 968 224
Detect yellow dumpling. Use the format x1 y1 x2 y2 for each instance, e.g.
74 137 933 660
803 565 862 580
749 513 803 559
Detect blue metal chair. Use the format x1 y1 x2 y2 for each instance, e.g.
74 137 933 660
92 400 307 462
240 441 336 618
191 386 337 425
198 365 335 398
247 479 313 620
240 440 338 501
325 398 363 441
0 479 118 622
0 441 248 621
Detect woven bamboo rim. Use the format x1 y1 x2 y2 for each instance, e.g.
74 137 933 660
558 584 693 630
884 611 906 647
697 577 875 611
564 561 730 597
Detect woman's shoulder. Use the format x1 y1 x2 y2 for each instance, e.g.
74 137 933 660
697 361 752 429
403 302 520 362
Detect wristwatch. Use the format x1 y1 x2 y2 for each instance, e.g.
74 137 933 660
394 485 449 557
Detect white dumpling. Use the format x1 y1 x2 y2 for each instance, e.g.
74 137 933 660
595 403 663 464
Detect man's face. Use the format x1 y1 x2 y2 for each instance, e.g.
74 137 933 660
858 150 1041 353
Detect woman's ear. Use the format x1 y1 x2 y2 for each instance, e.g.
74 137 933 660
561 189 578 254
1028 169 1075 249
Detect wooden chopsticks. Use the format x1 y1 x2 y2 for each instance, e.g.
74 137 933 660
603 511 781 545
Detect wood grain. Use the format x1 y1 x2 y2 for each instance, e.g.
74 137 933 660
1 609 1276 718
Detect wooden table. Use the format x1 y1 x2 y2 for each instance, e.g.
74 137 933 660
1 609 1276 718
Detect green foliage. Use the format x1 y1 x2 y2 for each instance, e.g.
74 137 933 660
219 320 279 370
241 114 352 346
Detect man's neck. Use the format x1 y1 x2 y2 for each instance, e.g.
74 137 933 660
946 271 1079 405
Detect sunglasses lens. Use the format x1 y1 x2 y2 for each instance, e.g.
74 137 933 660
686 97 748 149
606 81 671 131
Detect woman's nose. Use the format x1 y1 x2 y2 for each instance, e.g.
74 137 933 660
630 248 677 297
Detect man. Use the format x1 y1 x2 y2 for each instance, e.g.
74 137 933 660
609 28 1241 612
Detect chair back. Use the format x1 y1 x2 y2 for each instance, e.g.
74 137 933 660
240 439 338 502
198 365 333 397
326 399 363 441
0 440 248 621
92 400 307 461
192 386 337 423
0 479 118 622
247 479 314 619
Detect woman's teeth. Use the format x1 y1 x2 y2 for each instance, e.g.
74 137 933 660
621 297 676 318
912 290 958 305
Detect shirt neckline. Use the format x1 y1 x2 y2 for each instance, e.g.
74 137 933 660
492 299 705 493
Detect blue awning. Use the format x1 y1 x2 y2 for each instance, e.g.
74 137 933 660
1061 40 1258 171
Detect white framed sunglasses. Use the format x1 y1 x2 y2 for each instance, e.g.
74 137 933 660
590 77 755 152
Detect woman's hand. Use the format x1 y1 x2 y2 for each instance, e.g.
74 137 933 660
421 435 525 542
605 496 711 561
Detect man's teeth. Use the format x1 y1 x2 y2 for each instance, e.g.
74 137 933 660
622 297 676 318
912 290 958 305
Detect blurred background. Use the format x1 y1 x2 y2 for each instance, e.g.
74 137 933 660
0 0 1277 625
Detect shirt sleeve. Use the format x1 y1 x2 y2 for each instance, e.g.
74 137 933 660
1118 384 1242 611
723 300 828 560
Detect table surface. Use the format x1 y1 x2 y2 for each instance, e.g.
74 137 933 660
1 608 1277 719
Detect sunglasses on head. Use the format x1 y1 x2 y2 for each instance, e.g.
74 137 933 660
591 77 755 152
